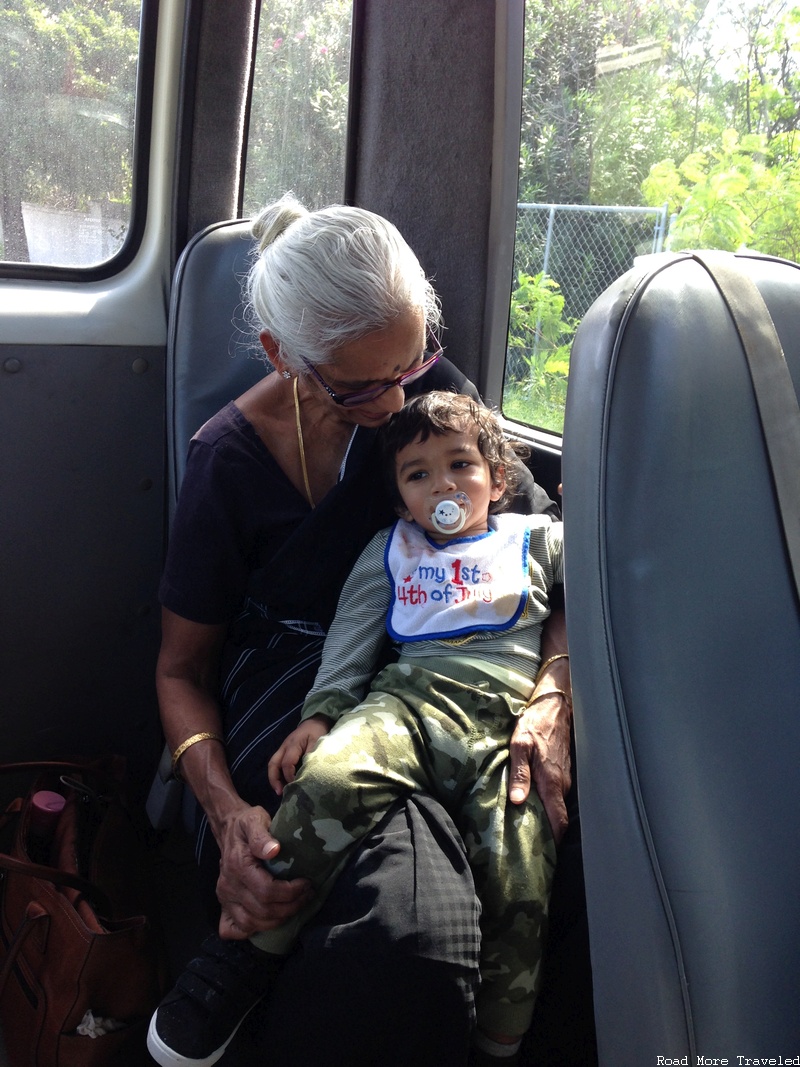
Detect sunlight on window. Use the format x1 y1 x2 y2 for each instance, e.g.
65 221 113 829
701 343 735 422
243 0 352 215
0 0 141 268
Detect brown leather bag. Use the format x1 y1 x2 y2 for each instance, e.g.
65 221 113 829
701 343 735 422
0 757 168 1066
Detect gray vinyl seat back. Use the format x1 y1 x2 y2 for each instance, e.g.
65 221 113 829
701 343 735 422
146 218 265 831
562 251 800 1064
167 218 265 510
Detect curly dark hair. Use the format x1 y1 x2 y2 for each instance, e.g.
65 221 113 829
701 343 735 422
379 390 524 514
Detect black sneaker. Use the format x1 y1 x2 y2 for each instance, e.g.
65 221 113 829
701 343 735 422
146 935 284 1066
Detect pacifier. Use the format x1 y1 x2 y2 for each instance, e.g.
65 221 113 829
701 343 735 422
430 492 473 535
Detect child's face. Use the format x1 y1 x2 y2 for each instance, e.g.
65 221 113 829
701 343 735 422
394 425 505 542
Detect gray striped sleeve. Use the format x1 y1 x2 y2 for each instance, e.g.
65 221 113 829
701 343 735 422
301 527 393 722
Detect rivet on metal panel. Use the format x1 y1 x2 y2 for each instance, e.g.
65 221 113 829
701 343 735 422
3 359 22 374
132 358 149 374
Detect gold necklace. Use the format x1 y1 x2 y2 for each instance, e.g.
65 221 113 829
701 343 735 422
293 375 315 508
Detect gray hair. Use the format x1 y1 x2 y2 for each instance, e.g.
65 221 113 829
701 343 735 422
247 193 441 371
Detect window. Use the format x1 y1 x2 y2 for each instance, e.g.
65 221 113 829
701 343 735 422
0 0 142 268
243 0 353 215
504 0 800 434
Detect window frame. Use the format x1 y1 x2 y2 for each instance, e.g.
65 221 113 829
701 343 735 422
481 0 563 453
481 0 523 408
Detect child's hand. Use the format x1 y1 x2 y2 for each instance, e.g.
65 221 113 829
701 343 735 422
268 715 331 794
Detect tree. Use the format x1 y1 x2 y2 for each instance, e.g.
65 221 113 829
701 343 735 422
243 0 351 214
641 0 800 258
519 0 599 204
510 0 800 430
0 0 139 261
520 0 685 206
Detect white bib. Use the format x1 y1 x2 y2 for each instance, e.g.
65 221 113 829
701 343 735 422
384 514 531 642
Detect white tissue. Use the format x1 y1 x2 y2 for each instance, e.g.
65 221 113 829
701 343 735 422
75 1010 125 1038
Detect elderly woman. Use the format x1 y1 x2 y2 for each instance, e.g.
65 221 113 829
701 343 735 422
155 195 573 1066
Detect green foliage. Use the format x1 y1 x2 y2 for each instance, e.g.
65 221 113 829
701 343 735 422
0 0 352 260
513 0 800 431
643 126 800 257
519 0 598 203
639 0 800 258
521 0 800 234
520 0 683 205
243 0 352 213
0 0 139 259
503 272 576 434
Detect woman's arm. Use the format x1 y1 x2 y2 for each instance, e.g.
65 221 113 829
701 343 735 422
507 603 573 843
157 607 313 937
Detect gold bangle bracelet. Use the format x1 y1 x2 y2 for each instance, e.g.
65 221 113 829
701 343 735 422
517 688 572 715
171 732 223 779
535 652 570 681
527 687 571 706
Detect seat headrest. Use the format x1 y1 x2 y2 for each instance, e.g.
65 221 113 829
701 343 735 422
166 218 267 511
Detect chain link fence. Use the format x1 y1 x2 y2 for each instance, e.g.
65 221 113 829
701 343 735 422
515 202 668 320
504 202 669 431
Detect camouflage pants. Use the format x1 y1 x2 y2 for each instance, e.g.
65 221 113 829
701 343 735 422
251 661 557 1037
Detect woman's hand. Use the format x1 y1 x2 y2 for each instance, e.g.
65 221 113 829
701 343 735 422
508 603 573 843
156 608 314 938
268 715 331 795
216 801 314 939
508 691 572 844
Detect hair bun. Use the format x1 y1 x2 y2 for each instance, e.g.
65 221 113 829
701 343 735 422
251 193 308 253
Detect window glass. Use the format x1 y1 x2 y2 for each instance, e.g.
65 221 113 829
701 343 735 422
0 0 141 268
243 0 352 215
505 0 800 434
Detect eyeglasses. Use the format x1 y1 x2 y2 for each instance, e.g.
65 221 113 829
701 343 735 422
301 327 442 408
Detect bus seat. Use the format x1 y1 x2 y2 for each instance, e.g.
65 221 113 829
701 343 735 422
561 251 800 1063
167 217 264 515
148 218 261 829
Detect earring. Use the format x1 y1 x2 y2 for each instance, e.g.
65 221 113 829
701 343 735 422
282 370 291 380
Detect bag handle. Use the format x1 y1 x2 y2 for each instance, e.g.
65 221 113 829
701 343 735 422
0 903 49 1001
0 903 50 1000
0 757 122 782
690 251 800 601
0 852 112 916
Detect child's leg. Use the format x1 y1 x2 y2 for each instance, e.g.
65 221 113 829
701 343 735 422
148 674 473 1067
249 686 435 956
458 726 557 1042
358 663 557 1039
